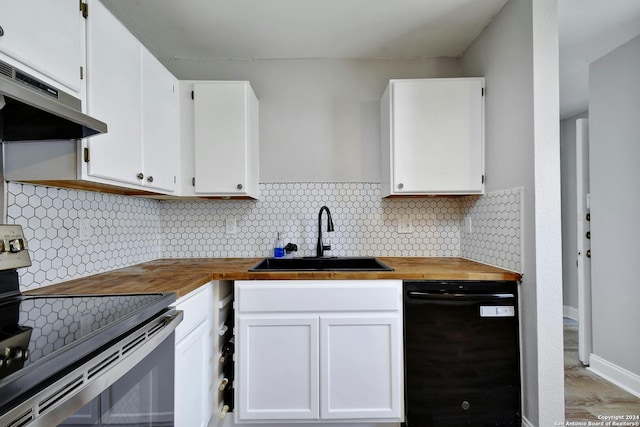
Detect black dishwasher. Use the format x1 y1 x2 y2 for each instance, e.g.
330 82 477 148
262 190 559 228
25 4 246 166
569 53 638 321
403 281 521 426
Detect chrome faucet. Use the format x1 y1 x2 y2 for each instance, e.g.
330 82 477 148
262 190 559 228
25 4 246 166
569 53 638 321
316 206 334 257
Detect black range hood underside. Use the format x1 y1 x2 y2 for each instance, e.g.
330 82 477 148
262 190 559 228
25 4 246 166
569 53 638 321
0 60 107 142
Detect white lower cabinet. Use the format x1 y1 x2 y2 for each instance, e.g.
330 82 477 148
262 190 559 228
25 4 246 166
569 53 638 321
174 282 214 427
234 280 404 425
320 315 401 420
175 321 210 426
238 316 320 421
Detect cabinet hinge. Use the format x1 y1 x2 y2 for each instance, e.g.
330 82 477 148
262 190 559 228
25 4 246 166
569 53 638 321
79 1 88 18
83 147 90 162
191 91 194 100
80 66 84 80
192 177 195 186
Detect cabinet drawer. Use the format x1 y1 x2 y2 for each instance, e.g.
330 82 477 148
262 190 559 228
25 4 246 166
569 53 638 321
236 280 401 313
175 284 212 342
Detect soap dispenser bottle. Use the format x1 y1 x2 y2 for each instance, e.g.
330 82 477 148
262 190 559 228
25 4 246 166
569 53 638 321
274 232 285 258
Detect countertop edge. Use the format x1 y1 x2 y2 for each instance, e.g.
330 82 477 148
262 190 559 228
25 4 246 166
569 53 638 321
24 257 522 298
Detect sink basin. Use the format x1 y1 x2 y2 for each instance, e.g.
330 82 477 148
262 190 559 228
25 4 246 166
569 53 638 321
249 257 394 272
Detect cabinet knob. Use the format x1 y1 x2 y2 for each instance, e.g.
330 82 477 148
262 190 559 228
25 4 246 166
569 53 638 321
137 173 144 180
397 183 404 190
236 184 243 190
147 176 154 183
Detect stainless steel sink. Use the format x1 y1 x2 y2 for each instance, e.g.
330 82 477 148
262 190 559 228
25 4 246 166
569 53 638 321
248 257 394 272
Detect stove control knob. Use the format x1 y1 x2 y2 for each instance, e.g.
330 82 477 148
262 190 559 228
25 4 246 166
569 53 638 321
8 238 24 252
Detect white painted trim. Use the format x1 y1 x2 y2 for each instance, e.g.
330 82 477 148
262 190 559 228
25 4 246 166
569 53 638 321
563 305 578 321
522 415 535 427
588 354 640 399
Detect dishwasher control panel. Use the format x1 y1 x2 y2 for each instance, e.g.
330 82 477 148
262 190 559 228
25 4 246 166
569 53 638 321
480 305 515 317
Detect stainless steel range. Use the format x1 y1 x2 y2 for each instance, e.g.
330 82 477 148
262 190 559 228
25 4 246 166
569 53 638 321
0 225 182 426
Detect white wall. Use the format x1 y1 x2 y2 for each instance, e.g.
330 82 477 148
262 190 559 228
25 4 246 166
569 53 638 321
461 0 564 425
164 57 460 183
560 111 588 318
589 35 640 385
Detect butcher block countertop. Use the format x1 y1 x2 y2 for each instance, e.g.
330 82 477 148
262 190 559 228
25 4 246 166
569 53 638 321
26 257 522 299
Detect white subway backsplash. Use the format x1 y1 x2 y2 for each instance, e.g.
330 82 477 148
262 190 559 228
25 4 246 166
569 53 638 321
7 182 521 290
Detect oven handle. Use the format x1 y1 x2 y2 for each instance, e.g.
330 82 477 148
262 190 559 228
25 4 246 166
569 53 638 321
1 309 183 427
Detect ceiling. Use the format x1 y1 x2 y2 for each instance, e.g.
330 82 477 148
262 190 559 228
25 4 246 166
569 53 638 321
101 0 640 119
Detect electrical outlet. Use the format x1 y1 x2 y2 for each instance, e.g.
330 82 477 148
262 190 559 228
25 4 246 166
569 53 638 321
79 219 92 242
225 217 237 234
397 216 414 234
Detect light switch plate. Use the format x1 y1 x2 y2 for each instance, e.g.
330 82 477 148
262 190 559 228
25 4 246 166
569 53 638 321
464 217 473 234
225 217 237 234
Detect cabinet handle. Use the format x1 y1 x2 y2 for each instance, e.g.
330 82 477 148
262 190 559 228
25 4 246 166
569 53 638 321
236 184 243 190
137 173 144 180
397 183 404 190
0 26 4 37
147 176 154 183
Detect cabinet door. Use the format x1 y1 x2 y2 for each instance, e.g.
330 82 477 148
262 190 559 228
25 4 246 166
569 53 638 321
85 0 143 187
193 82 258 197
175 321 210 427
141 48 178 193
0 0 83 94
236 316 319 421
391 78 484 194
320 315 403 420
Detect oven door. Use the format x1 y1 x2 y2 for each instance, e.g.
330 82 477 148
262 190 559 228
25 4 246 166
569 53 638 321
0 309 182 427
61 331 175 426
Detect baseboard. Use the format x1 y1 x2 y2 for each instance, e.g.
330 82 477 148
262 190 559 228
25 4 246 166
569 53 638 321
563 305 578 321
588 354 640 398
522 415 534 427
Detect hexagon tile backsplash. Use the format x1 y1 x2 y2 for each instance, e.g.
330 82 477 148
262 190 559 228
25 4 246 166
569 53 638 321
7 182 521 290
7 183 161 290
161 183 461 258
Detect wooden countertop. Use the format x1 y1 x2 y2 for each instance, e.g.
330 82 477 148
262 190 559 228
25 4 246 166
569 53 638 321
25 257 522 299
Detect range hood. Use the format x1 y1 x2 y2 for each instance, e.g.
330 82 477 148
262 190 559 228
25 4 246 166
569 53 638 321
0 60 107 142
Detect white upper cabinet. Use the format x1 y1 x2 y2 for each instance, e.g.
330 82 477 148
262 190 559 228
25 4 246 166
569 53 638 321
184 81 259 199
84 0 177 193
85 0 142 188
0 0 84 95
141 48 179 193
380 78 485 197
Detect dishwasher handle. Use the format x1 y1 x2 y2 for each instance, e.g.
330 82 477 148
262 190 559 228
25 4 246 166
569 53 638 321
407 291 515 302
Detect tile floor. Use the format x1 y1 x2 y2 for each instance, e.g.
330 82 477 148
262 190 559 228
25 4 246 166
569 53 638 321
564 318 640 422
